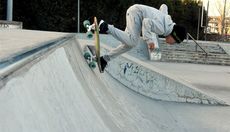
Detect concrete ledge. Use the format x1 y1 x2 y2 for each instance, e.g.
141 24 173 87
102 45 228 105
0 20 23 29
0 29 72 62
219 44 230 55
0 32 74 83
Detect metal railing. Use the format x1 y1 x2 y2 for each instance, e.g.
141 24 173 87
186 33 208 57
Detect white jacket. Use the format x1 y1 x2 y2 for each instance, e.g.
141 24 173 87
130 4 175 46
106 4 176 61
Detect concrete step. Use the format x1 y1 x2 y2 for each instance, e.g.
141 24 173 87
161 46 225 54
159 42 226 54
161 51 230 59
160 57 230 66
160 50 230 65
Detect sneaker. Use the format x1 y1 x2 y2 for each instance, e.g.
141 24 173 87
98 20 108 34
100 56 108 72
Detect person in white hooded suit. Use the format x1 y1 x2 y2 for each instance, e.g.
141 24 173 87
98 4 187 72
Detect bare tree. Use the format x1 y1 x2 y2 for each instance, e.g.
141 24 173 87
215 0 230 35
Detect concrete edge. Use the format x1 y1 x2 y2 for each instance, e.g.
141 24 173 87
0 35 74 81
0 33 74 63
0 34 75 69
101 43 228 106
219 44 230 55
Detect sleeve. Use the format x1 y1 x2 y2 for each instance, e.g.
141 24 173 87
142 18 164 48
159 4 168 15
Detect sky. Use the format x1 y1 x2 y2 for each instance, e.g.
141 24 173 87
202 0 230 16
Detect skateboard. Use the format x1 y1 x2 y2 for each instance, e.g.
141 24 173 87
83 17 103 73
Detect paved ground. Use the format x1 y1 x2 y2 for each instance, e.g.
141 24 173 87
151 62 230 104
0 29 70 62
0 30 230 132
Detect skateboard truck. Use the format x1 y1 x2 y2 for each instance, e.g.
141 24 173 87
83 51 96 69
83 20 94 38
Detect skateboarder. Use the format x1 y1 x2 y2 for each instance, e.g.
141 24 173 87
98 4 187 72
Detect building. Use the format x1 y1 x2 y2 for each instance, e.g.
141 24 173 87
208 16 230 35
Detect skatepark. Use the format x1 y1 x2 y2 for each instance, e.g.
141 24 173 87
1 29 230 132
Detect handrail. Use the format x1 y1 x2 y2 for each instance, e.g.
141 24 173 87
187 33 208 57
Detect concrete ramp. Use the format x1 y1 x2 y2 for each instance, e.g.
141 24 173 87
77 34 230 105
1 30 230 131
105 51 228 105
0 37 138 131
82 39 227 105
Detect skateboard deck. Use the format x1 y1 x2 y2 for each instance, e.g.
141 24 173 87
83 17 103 73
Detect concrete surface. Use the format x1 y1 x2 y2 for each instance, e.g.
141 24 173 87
0 30 230 132
0 29 71 62
78 34 230 105
151 62 230 104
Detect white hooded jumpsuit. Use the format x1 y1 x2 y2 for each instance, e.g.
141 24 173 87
104 4 175 61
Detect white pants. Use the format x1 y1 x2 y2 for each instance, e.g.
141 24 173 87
104 4 168 61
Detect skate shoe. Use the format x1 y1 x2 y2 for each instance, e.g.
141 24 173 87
100 56 108 72
98 20 108 34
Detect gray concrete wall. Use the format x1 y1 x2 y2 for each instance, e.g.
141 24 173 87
101 44 228 105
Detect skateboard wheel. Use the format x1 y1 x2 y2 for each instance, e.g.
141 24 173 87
84 52 91 59
89 61 96 69
83 20 90 28
86 31 93 38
